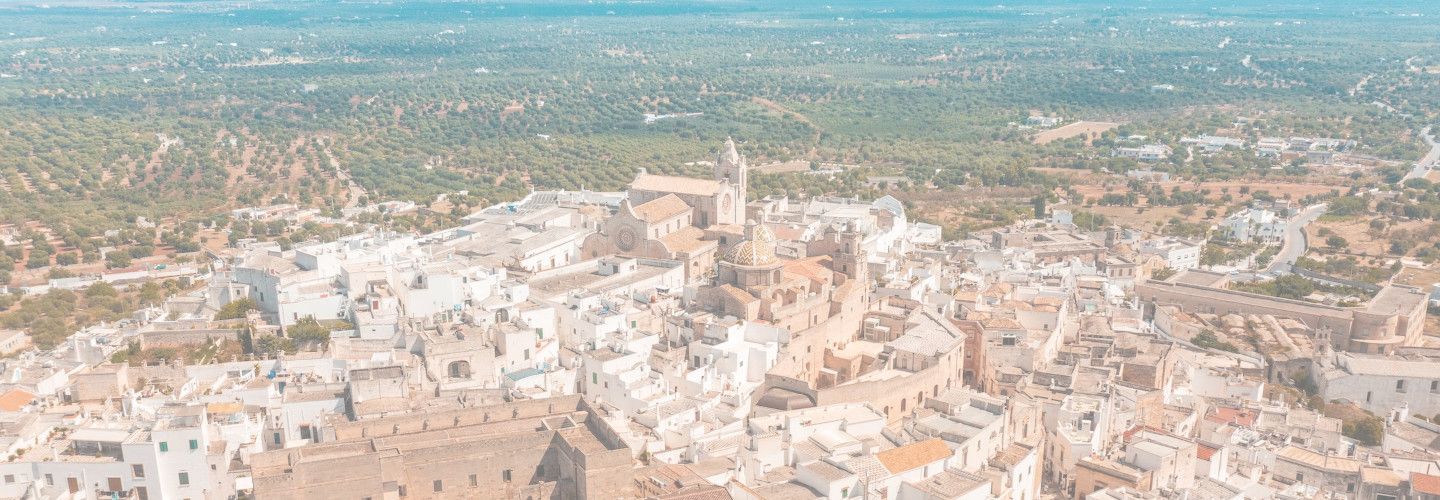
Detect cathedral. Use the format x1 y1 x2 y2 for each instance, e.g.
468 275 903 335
628 137 749 228
581 137 872 384
581 138 751 282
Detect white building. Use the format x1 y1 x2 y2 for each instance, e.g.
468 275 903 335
1316 353 1440 417
1221 209 1286 245
1113 144 1173 161
1135 238 1202 271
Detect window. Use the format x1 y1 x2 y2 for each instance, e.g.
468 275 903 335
300 425 312 440
133 464 145 478
273 432 282 445
536 328 544 339
470 474 478 487
189 439 199 450
1397 380 1407 393
3 475 12 484
503 469 513 482
433 480 443 492
45 474 53 486
178 472 189 486
1432 380 1439 393
158 442 169 452
591 373 597 385
398 486 407 497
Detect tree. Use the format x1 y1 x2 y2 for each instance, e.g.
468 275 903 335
138 282 163 304
105 251 132 269
1343 417 1384 446
1325 235 1348 249
1274 275 1316 299
287 317 334 342
85 282 118 298
254 335 296 356
215 298 258 320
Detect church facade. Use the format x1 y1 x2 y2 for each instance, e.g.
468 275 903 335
581 139 751 282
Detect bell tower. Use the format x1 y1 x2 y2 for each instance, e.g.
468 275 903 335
714 137 748 223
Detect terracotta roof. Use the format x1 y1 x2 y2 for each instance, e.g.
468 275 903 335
659 227 714 254
1361 467 1402 488
633 194 692 223
1275 445 1361 473
981 317 1023 330
1196 443 1219 461
716 284 757 305
1205 407 1258 427
1413 472 1440 496
983 282 1013 297
206 402 245 415
631 173 724 197
0 387 35 412
782 256 833 284
875 438 952 474
769 224 807 241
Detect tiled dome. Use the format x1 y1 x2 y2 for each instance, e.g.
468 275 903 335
727 239 778 266
727 221 779 266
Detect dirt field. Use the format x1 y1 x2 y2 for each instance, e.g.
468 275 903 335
1078 205 1209 232
1394 265 1440 290
1072 180 1338 207
753 160 813 174
1308 216 1436 258
1031 121 1120 145
1031 167 1109 185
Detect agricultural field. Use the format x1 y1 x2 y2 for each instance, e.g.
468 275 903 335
0 0 1438 287
1032 121 1120 145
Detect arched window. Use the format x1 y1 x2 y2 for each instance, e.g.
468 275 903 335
448 361 471 379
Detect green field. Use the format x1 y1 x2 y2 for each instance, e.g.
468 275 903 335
0 0 1436 250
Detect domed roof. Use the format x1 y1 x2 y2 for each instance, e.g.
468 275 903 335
727 219 780 266
750 223 776 244
727 239 779 266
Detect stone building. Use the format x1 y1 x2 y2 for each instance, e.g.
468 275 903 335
626 138 748 229
251 395 634 499
1138 271 1428 354
581 195 719 283
582 138 750 282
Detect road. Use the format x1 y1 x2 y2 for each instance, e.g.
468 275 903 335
317 138 368 209
1402 126 1439 182
1264 203 1327 274
1228 203 1328 282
